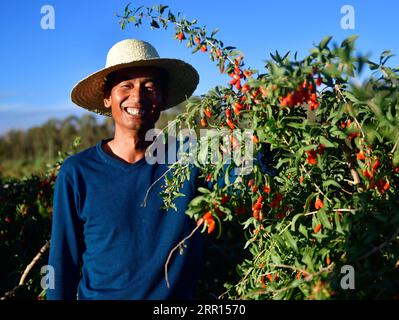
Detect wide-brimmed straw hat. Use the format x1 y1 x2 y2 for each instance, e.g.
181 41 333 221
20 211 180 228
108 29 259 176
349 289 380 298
71 39 199 116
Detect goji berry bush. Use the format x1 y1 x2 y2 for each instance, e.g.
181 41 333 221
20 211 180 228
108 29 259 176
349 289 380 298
119 4 399 299
0 139 80 299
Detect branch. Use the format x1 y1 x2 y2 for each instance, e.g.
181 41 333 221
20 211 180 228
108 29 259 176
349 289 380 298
390 135 399 154
164 223 202 288
141 166 175 207
19 240 50 286
300 164 333 206
339 140 362 187
282 136 333 205
335 84 366 138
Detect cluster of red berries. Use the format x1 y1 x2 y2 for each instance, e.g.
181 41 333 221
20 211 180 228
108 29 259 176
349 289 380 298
306 144 325 165
280 77 322 110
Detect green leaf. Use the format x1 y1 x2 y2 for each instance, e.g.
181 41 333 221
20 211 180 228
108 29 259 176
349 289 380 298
197 187 211 194
128 16 136 23
290 213 304 232
168 11 176 22
173 192 185 198
286 122 305 129
270 250 281 264
189 195 206 207
341 35 358 47
317 208 332 229
273 234 286 248
303 193 316 213
283 230 298 251
319 136 336 148
302 144 319 151
319 35 333 49
302 250 314 271
299 224 309 239
276 157 291 169
322 179 342 189
211 28 219 37
159 5 168 14
150 20 160 29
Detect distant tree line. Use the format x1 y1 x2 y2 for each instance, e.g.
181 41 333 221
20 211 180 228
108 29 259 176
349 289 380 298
0 114 114 163
0 105 184 178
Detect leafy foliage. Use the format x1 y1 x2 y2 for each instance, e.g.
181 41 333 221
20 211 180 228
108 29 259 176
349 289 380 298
0 138 81 298
121 4 399 299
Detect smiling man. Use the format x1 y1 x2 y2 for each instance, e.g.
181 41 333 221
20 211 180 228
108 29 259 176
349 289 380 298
46 39 203 300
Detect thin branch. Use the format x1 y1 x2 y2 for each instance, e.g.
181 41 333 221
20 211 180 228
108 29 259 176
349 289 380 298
282 136 333 205
343 178 356 185
300 164 334 205
164 223 202 288
338 140 362 187
141 166 173 207
340 188 353 195
335 84 365 138
390 135 399 154
19 241 50 286
141 160 185 207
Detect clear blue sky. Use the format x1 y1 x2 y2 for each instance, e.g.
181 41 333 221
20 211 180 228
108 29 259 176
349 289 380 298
0 0 398 134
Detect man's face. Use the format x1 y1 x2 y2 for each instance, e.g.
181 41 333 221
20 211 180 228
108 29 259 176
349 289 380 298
104 67 166 133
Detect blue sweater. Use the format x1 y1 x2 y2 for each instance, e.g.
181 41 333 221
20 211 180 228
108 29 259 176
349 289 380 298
47 139 204 300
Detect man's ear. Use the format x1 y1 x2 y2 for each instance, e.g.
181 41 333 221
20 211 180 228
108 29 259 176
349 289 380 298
104 95 111 109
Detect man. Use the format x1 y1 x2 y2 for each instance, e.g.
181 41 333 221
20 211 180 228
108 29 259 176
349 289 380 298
47 39 203 300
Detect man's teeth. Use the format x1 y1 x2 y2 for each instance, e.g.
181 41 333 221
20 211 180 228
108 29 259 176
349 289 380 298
125 108 146 116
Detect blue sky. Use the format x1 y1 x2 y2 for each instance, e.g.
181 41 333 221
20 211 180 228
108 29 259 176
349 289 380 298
0 0 398 134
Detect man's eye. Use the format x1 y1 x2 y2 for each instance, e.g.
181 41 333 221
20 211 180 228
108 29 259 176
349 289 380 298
145 86 156 92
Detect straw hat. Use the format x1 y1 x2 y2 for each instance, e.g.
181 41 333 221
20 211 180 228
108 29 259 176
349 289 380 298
71 39 199 116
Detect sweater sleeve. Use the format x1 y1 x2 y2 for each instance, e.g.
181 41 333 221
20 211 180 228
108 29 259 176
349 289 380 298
46 165 83 300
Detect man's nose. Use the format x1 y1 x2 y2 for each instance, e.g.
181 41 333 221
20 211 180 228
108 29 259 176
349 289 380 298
129 85 145 102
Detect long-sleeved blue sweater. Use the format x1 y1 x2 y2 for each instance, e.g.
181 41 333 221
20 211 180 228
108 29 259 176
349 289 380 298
47 139 204 300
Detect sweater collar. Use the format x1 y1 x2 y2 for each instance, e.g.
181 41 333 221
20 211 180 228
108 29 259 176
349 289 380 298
96 139 147 170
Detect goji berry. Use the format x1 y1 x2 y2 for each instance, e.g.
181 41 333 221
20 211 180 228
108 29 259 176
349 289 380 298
314 223 322 233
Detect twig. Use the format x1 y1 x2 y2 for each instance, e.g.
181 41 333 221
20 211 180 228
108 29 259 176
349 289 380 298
141 158 186 207
164 223 202 288
301 164 334 205
339 141 362 186
141 119 187 208
334 84 365 138
141 165 175 207
343 178 356 185
340 188 353 195
390 135 399 154
282 136 333 205
19 240 50 286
